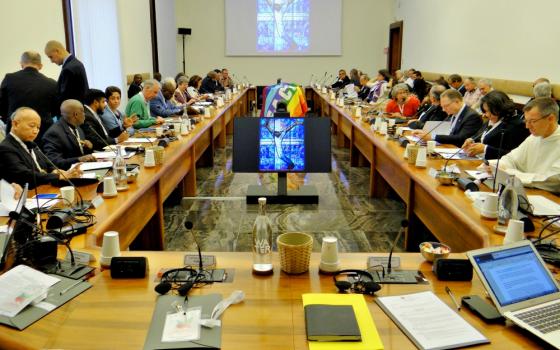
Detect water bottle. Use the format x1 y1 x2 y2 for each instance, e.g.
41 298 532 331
497 174 518 227
113 145 128 191
252 197 273 275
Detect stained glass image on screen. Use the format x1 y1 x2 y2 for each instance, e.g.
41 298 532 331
259 118 305 171
257 0 310 52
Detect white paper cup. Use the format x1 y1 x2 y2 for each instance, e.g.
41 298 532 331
155 127 163 137
389 118 396 127
100 231 121 267
504 219 525 244
396 127 403 136
102 176 117 198
481 193 499 218
144 149 156 167
60 186 75 206
427 140 436 154
415 147 427 167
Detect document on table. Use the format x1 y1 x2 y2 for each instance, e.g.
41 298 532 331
93 151 135 159
72 161 113 171
376 291 489 350
0 180 18 216
124 137 157 143
528 195 560 216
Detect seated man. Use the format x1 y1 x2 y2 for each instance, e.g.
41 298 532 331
42 100 96 170
200 71 221 94
220 68 233 89
0 107 83 188
127 73 143 99
463 77 482 107
149 78 183 118
408 85 448 129
331 69 350 90
412 89 481 147
447 74 466 95
490 97 560 193
83 89 128 150
125 79 164 129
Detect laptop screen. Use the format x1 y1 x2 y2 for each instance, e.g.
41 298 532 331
472 244 559 307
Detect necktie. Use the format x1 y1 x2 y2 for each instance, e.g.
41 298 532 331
72 127 84 154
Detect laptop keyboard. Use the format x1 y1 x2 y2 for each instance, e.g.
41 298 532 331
516 303 560 334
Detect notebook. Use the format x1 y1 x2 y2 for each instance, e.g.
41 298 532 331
467 240 560 348
305 304 361 341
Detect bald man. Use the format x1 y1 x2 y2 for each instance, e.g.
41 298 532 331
0 51 57 140
42 100 96 170
0 107 83 188
44 40 89 105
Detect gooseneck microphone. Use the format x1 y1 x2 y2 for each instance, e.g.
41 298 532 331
31 144 89 211
82 123 118 155
184 220 203 273
492 130 506 193
387 220 408 275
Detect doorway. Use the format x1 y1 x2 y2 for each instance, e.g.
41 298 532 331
387 21 403 75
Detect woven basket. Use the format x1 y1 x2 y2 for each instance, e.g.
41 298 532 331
277 232 313 274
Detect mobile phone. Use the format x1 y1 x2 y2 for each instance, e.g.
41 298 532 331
461 295 504 323
33 193 58 199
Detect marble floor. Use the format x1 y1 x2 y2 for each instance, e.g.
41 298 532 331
163 136 406 253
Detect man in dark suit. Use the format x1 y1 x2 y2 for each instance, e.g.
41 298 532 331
408 85 449 129
42 99 96 170
448 74 466 96
331 69 350 90
127 74 143 99
412 89 482 147
0 107 83 188
44 40 89 105
0 51 57 141
83 89 128 151
200 71 223 94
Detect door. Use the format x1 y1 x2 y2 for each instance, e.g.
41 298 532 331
387 21 403 75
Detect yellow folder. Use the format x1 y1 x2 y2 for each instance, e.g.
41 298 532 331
302 293 384 350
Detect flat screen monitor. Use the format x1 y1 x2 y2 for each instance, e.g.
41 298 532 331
233 117 331 173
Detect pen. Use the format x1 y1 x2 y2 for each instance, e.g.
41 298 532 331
60 279 85 296
445 286 461 311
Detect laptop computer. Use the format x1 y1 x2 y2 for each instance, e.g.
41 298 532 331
467 240 560 348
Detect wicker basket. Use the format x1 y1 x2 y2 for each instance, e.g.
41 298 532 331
277 232 313 274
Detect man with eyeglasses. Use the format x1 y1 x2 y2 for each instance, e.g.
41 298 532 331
490 97 560 193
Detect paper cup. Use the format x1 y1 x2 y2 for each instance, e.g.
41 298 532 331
144 149 156 167
60 186 75 206
102 176 117 198
481 193 499 219
407 145 420 164
504 219 525 244
277 232 313 274
319 237 340 273
415 147 427 167
155 127 163 137
427 140 436 154
100 231 121 267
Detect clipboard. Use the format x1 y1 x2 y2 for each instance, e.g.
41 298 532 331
0 275 91 330
143 294 222 350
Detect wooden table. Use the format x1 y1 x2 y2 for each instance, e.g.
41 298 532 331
310 88 559 252
1 89 255 252
0 251 551 350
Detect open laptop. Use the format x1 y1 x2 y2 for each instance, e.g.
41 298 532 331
467 240 560 348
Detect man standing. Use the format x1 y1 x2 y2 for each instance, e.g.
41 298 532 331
491 97 560 193
411 89 481 147
125 79 164 129
44 40 89 104
0 107 82 188
0 51 57 141
42 99 96 170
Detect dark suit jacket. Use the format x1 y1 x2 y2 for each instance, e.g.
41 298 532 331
475 118 530 159
199 77 224 94
331 76 350 90
0 67 57 140
412 78 428 101
127 83 142 99
83 107 114 150
458 85 466 96
409 104 448 130
57 55 89 104
358 85 371 100
42 118 91 170
435 105 482 147
0 134 58 188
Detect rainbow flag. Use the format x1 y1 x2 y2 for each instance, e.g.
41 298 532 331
260 83 308 117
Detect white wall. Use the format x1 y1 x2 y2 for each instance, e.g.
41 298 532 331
175 0 394 86
0 0 65 80
394 0 560 82
156 0 178 79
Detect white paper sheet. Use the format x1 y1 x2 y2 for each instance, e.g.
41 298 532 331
71 161 113 171
0 180 18 216
124 138 157 143
528 195 560 216
376 291 488 350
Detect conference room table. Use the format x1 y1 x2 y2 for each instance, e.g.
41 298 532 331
0 251 554 350
309 87 560 252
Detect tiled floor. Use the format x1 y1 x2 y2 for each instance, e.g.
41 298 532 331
163 136 406 253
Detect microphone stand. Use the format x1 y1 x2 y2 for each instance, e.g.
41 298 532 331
492 130 506 193
377 220 422 284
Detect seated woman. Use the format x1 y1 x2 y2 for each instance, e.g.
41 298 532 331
173 76 200 115
385 83 420 118
102 86 137 137
366 69 392 103
462 90 529 159
186 75 210 101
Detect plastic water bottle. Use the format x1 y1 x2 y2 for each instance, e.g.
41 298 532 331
497 175 518 227
113 145 128 191
252 197 273 275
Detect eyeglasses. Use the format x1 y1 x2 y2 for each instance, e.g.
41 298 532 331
525 116 547 125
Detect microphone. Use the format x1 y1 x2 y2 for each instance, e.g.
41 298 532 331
32 144 90 211
308 74 314 86
184 220 203 273
387 220 408 275
441 126 487 173
133 129 155 147
243 75 250 86
492 130 506 193
82 123 118 156
25 142 45 235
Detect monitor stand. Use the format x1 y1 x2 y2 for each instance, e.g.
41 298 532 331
246 173 319 204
